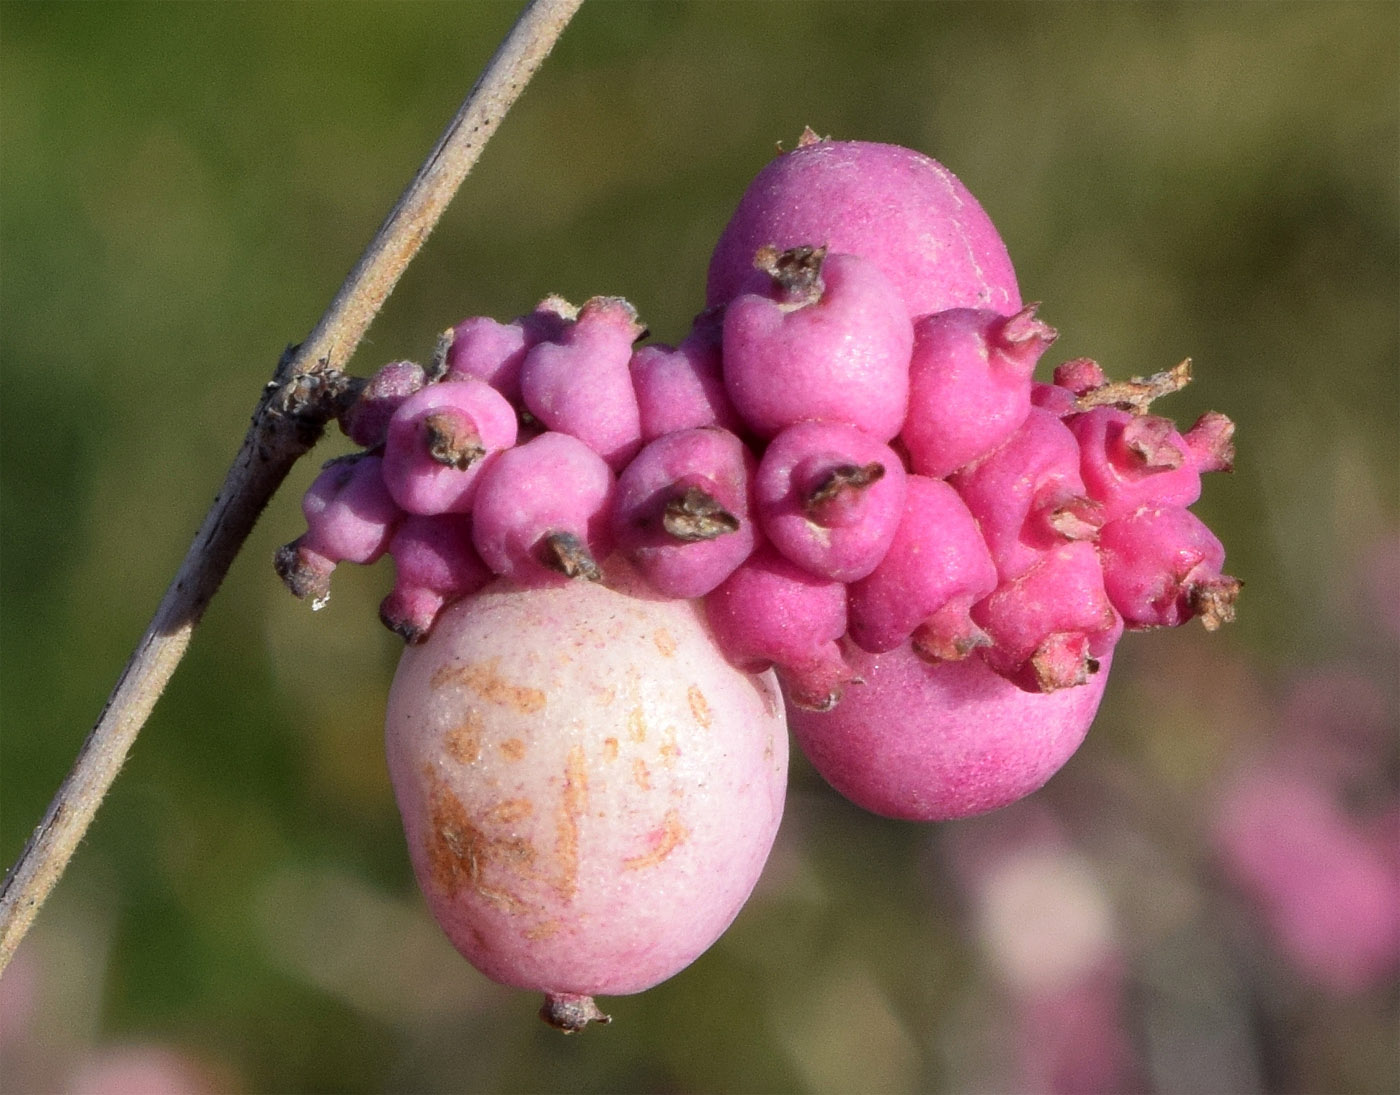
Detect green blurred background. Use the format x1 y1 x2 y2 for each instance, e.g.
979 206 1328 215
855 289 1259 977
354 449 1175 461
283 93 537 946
2 2 1396 1092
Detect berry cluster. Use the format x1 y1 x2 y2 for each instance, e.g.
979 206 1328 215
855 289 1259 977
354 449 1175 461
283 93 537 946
276 133 1239 1024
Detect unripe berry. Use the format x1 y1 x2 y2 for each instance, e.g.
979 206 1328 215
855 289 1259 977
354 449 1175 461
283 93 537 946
708 135 1021 320
847 475 998 659
901 304 1057 478
611 427 758 599
381 378 519 515
275 454 402 607
721 247 913 441
704 545 853 711
379 513 494 644
384 571 788 1027
470 431 615 587
755 420 907 582
520 296 645 469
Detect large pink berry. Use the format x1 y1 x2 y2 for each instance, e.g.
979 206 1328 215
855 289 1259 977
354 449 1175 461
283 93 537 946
754 420 907 583
520 296 645 469
788 638 1115 821
1097 505 1240 631
901 304 1057 478
611 427 758 599
379 513 494 644
847 475 998 659
951 406 1105 581
384 570 788 1028
274 454 402 606
720 247 913 441
381 378 519 515
707 135 1021 320
704 545 853 711
470 431 615 587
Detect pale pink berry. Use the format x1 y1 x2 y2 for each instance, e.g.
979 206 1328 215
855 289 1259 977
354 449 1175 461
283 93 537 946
720 247 913 441
611 427 757 599
381 378 518 515
788 639 1115 820
340 360 426 449
901 304 1057 478
707 135 1021 320
972 541 1121 693
629 321 741 441
275 454 402 606
471 431 615 587
520 296 645 469
847 475 997 659
755 420 907 582
385 570 787 1026
379 513 494 644
704 545 853 711
1097 506 1240 631
951 407 1105 581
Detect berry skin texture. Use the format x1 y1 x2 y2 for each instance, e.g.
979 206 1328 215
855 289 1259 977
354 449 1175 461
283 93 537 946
788 638 1115 821
384 570 788 1022
707 136 1021 320
721 249 913 441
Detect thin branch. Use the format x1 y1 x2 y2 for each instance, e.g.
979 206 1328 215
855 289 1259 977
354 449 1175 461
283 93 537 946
0 0 585 975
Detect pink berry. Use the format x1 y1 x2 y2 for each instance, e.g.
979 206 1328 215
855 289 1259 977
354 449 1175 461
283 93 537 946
274 454 402 606
755 420 907 582
520 296 645 469
1097 506 1240 631
444 297 576 404
788 638 1115 820
611 427 758 599
721 248 913 441
1067 407 1204 524
379 513 494 644
340 360 426 449
708 135 1021 320
471 431 615 587
381 378 518 515
847 475 998 659
629 321 741 441
901 304 1057 478
704 545 853 711
971 541 1121 693
384 570 788 1027
951 406 1105 581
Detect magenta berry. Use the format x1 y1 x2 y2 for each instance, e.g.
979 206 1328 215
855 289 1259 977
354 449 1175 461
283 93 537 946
972 541 1120 693
1067 407 1205 524
379 513 494 644
445 297 577 403
708 135 1021 320
1097 506 1240 630
951 406 1105 581
901 304 1058 478
754 420 907 582
520 296 645 469
340 360 426 449
629 323 741 441
788 639 1114 821
611 427 758 599
381 377 519 515
275 454 401 606
470 431 615 587
847 475 998 659
704 546 854 711
720 248 913 441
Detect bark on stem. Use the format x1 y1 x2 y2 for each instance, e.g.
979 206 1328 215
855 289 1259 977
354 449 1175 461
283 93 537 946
0 0 584 975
